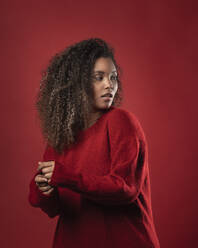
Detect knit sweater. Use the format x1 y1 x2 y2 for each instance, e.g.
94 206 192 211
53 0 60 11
28 106 160 248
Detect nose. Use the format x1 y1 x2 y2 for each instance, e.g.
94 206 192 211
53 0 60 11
105 76 114 89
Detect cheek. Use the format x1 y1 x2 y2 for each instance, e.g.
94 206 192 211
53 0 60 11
93 85 101 96
91 85 97 96
114 83 118 93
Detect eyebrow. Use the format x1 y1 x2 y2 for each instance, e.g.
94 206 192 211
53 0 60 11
93 70 117 74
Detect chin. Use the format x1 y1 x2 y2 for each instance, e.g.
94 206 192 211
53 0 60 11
92 99 114 112
97 104 112 111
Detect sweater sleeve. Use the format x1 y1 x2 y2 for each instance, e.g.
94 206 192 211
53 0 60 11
28 147 61 218
48 110 147 206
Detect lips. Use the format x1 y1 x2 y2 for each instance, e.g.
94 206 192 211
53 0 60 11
101 93 113 97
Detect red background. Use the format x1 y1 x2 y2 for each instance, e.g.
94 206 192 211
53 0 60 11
1 0 197 247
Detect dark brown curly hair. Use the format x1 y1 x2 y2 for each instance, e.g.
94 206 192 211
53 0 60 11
35 37 123 154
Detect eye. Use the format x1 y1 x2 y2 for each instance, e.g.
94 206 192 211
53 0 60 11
93 75 103 81
111 75 118 81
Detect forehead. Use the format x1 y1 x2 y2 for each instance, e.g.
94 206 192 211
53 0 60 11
93 57 117 73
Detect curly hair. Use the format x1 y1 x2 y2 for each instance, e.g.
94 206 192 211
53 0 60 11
35 37 123 154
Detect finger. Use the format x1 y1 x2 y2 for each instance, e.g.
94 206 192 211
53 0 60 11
36 182 48 188
41 166 54 174
37 164 51 173
43 172 52 179
37 182 48 187
35 175 48 183
35 174 48 180
38 185 52 192
42 188 54 195
38 161 54 167
39 161 54 166
37 161 54 171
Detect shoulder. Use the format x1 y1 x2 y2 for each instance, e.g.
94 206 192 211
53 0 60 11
107 107 146 141
107 107 141 130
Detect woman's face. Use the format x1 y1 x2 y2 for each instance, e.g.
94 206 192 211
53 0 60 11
91 57 118 112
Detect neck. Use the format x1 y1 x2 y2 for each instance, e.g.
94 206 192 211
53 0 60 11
88 111 103 126
86 106 112 128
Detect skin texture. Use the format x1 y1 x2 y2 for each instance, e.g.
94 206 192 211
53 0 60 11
85 57 118 127
35 57 118 195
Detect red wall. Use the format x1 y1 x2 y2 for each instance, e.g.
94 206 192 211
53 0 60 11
1 0 197 247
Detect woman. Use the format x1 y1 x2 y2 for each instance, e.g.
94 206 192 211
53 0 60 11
28 38 160 248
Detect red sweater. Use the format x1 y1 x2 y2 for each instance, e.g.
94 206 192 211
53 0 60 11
28 106 160 248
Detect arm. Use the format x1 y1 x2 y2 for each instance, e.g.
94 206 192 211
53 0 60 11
28 171 60 218
29 146 84 217
28 147 61 218
48 110 147 206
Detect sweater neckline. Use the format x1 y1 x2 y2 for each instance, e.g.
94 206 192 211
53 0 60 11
78 106 115 136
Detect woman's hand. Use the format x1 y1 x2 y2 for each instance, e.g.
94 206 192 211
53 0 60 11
37 161 55 184
35 174 54 195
